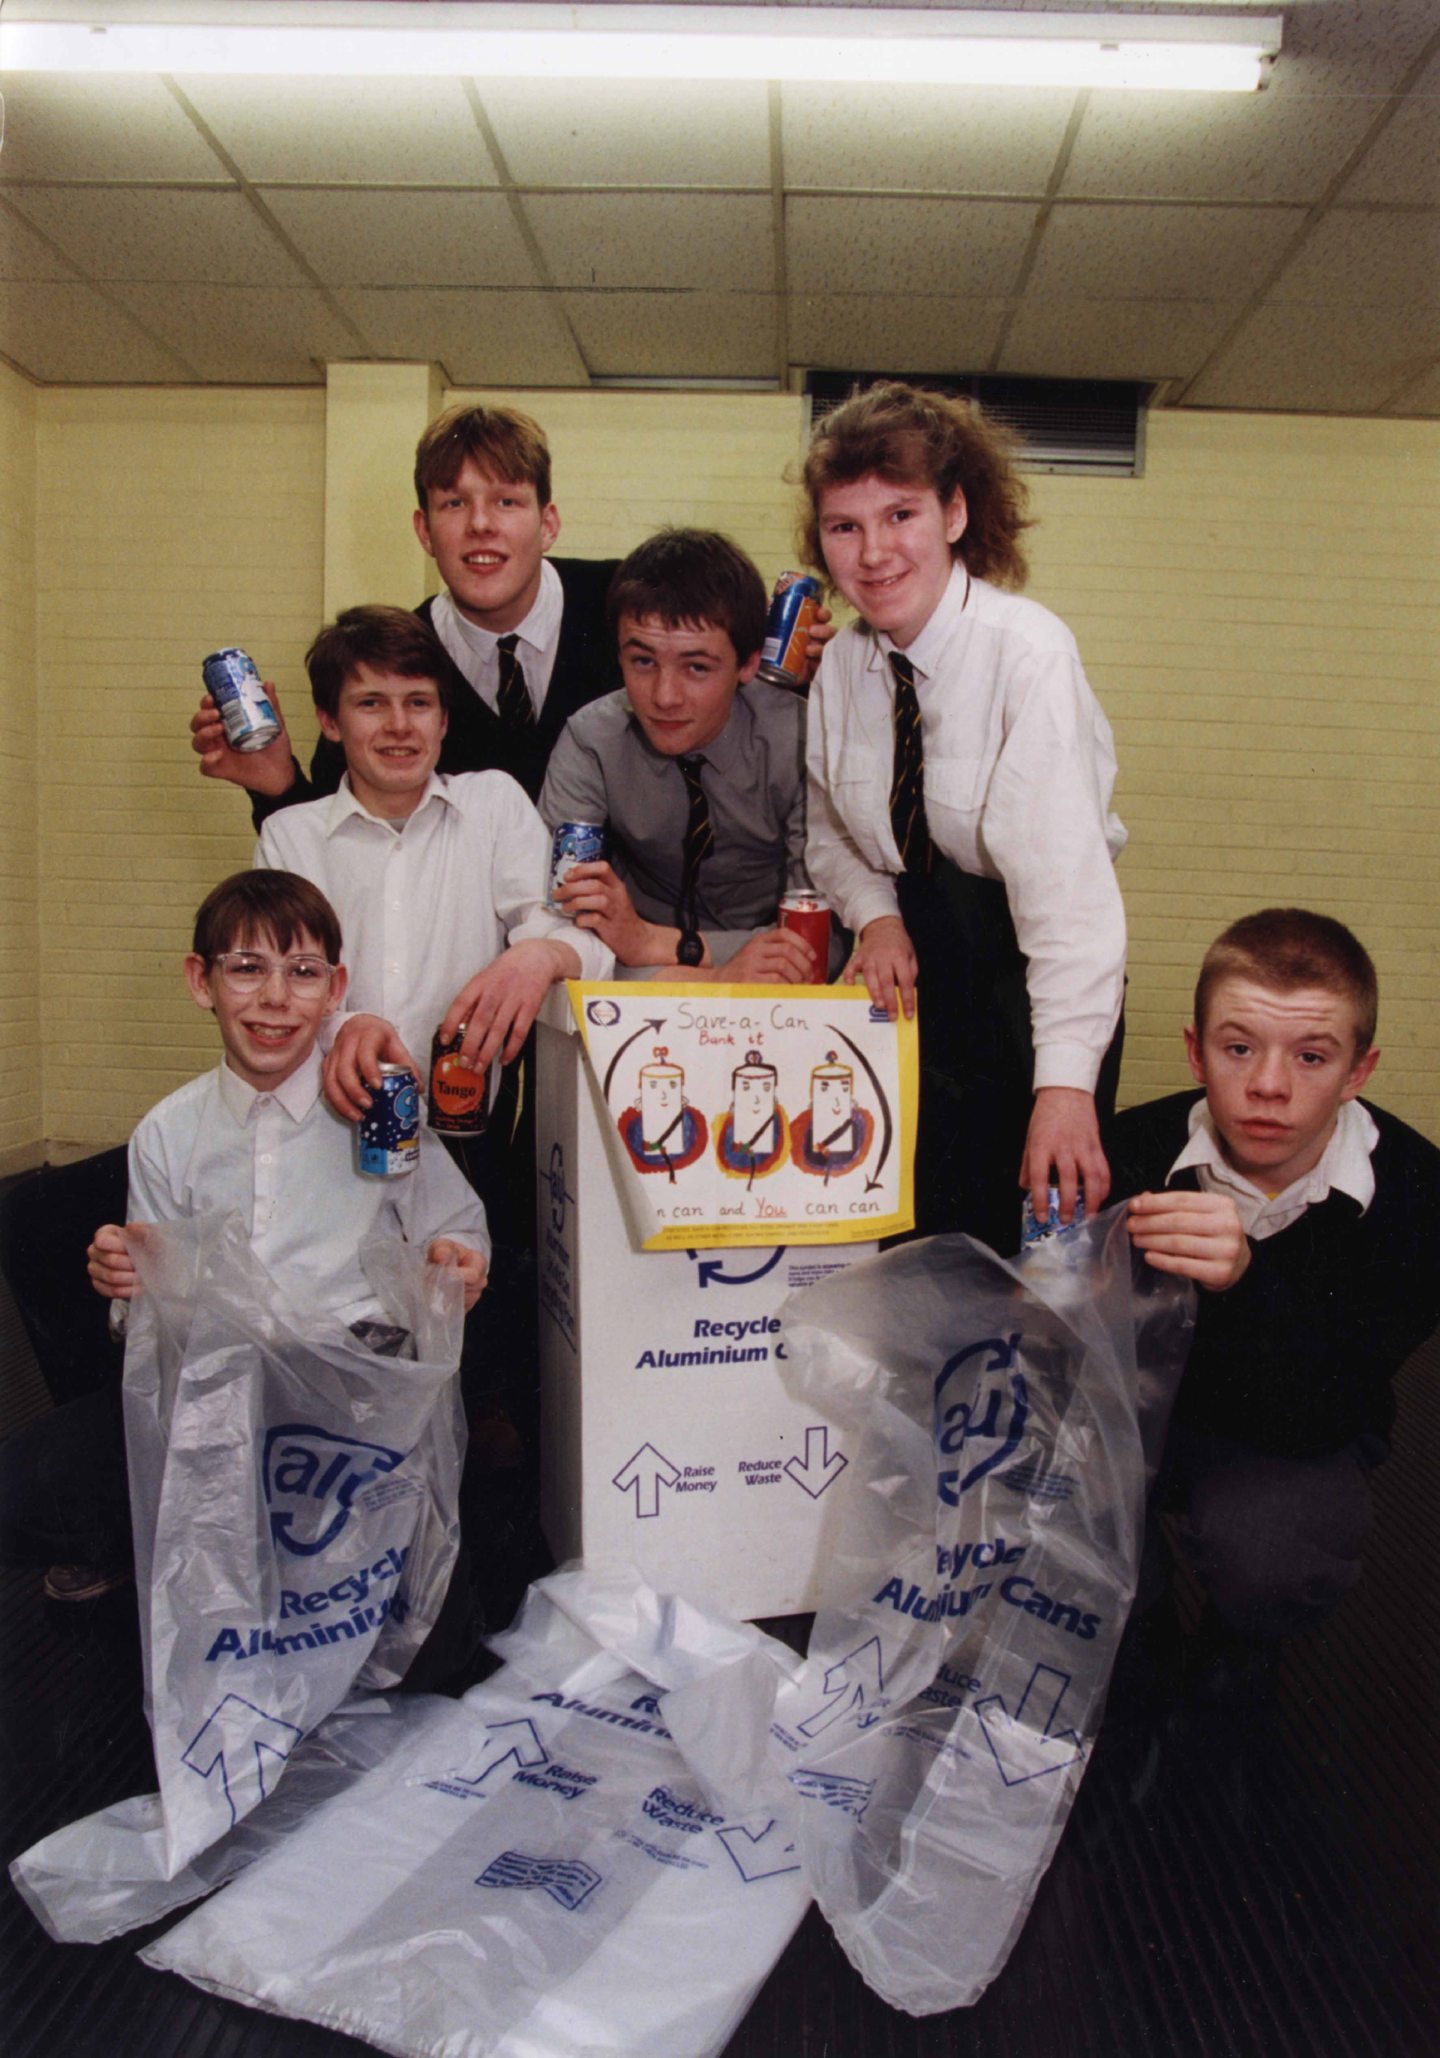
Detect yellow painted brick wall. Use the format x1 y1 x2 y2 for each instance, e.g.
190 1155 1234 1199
35 388 325 1150
450 388 811 590
21 385 1439 1153
0 362 42 1170
1028 412 1439 1137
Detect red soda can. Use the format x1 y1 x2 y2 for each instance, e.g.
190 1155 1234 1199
778 892 831 977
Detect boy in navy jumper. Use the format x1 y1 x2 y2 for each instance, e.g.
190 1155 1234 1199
1107 909 1440 1672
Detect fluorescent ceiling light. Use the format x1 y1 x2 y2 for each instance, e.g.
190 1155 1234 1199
0 5 1283 93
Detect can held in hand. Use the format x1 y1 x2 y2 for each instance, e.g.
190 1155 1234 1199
548 820 605 910
428 1029 489 1137
778 891 831 977
356 1063 420 1178
202 647 281 753
758 573 821 692
1021 1184 1086 1245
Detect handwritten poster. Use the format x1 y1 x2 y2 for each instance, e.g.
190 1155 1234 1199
569 981 918 1250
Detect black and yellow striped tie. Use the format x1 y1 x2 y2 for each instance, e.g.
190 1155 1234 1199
888 651 932 873
496 633 535 734
677 754 715 900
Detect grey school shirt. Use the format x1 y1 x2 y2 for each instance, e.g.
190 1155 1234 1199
539 683 810 960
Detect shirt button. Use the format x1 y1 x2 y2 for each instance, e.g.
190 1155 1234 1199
260 1153 272 1165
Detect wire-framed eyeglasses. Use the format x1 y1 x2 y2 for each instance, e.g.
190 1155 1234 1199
209 951 337 996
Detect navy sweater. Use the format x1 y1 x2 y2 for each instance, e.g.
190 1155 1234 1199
1106 1092 1440 1458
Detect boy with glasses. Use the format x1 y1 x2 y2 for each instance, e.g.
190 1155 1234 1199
0 869 487 1616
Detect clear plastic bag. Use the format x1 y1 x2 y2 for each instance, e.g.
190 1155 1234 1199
142 1568 812 2058
767 1202 1195 2014
11 1211 466 1927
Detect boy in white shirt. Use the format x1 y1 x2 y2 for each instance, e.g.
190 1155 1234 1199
4 870 486 1611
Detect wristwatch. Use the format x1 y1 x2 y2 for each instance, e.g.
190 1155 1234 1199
676 931 705 967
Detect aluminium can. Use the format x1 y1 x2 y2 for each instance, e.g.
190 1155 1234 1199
778 891 831 976
1021 1184 1086 1246
547 820 606 910
427 1029 489 1137
356 1063 420 1178
201 647 281 752
757 573 821 692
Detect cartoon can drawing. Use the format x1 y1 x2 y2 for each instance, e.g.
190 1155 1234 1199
715 1050 788 1186
618 1046 708 1179
790 1050 874 1183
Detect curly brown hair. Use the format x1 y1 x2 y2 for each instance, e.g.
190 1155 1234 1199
798 382 1032 592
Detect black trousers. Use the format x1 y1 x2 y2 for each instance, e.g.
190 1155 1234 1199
896 857 1123 1257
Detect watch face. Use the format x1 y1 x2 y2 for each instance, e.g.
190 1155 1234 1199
676 931 705 967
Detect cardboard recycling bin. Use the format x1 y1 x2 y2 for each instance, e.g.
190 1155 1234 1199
536 983 917 1620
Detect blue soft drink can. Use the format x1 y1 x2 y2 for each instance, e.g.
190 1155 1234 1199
202 647 281 752
758 573 821 691
356 1064 420 1178
548 820 606 910
1021 1184 1086 1246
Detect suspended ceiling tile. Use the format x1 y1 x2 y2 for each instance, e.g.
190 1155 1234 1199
1061 88 1378 207
525 192 772 290
7 187 302 286
106 284 357 384
0 203 75 282
0 74 223 182
1026 202 1307 302
1185 303 1440 414
1002 297 1237 382
787 196 1036 296
562 290 776 378
1064 0 1440 208
172 75 494 185
789 293 1008 373
480 79 770 187
332 288 588 386
782 82 1073 195
0 280 192 383
1341 53 1440 207
1266 209 1440 310
260 189 540 289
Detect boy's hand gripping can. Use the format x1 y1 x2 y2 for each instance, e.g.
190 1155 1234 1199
201 647 281 752
356 1063 420 1177
778 891 831 976
427 1030 489 1137
1021 1184 1086 1245
757 573 821 692
547 820 605 910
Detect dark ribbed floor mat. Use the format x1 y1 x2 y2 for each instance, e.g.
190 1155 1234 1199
4 1334 1436 2057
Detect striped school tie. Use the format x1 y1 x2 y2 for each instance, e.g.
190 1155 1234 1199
675 754 715 962
496 633 535 734
888 650 932 874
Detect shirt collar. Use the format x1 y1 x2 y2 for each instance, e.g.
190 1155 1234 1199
323 770 455 834
626 688 751 778
216 1043 323 1127
869 561 971 685
435 556 561 665
1169 1096 1379 1229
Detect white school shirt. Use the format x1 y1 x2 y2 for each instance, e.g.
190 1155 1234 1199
256 769 611 1065
126 1048 489 1326
804 563 1127 1094
1167 1097 1379 1242
428 559 563 721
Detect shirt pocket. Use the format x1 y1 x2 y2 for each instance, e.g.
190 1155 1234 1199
925 753 989 818
827 747 888 864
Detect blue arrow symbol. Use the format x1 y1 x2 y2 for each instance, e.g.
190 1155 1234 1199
443 1719 549 1789
973 1663 1085 1785
716 1818 802 1882
613 1442 680 1517
182 1694 304 1827
689 1246 786 1288
797 1636 885 1737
